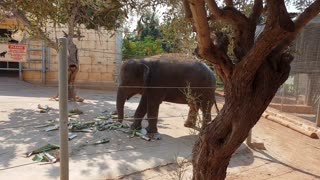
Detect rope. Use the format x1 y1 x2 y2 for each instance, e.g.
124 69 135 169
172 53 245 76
0 162 39 171
117 86 216 89
0 113 219 131
0 84 219 89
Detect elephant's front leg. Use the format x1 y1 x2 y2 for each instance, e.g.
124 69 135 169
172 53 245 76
145 100 161 134
131 95 147 130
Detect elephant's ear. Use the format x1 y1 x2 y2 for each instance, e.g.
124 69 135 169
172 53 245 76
141 63 150 85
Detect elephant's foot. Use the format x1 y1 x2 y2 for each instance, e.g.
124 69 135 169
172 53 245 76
184 115 197 128
184 120 196 128
145 126 157 133
130 121 142 131
147 133 162 140
145 127 161 140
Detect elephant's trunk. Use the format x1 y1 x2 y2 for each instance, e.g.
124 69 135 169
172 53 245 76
116 87 127 123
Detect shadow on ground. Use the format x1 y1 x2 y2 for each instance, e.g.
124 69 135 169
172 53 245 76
254 149 320 179
0 78 257 179
0 89 199 179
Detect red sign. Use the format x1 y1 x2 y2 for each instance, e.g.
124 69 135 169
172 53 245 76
0 44 27 62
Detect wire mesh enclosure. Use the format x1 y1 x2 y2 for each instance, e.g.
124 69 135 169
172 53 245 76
271 16 320 126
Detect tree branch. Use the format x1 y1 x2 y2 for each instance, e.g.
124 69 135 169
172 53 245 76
234 22 286 80
233 0 310 82
236 0 320 84
224 0 233 7
188 0 233 82
189 0 212 50
67 3 81 66
12 9 58 50
183 0 193 20
0 1 58 50
231 0 262 62
295 0 320 31
205 0 247 25
205 0 257 61
266 0 320 65
265 0 294 32
250 0 263 23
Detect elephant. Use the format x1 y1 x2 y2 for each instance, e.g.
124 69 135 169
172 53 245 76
116 54 219 135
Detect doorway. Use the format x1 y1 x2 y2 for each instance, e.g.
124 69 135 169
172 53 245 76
0 28 20 78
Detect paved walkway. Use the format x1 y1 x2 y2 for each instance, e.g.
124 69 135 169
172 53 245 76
0 77 319 180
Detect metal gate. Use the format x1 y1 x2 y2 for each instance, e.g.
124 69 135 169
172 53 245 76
0 40 50 83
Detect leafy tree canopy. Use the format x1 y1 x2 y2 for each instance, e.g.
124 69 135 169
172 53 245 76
0 0 129 49
122 11 175 59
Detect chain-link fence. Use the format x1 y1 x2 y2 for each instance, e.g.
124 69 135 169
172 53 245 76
270 15 320 127
271 73 320 126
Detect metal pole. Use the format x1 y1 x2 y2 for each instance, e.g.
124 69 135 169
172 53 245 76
58 37 69 180
316 97 320 127
19 62 22 81
42 41 46 84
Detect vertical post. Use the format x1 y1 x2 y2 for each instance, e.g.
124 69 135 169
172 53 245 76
42 41 47 84
281 85 284 111
316 97 320 127
19 62 22 81
305 75 311 105
59 37 69 180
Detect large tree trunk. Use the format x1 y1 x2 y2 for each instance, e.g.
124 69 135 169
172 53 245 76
192 56 292 179
66 37 79 101
65 3 82 102
184 0 320 179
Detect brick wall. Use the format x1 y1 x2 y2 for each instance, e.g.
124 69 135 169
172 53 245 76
22 26 122 90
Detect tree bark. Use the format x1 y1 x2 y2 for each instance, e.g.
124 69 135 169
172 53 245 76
184 2 314 178
66 37 79 101
65 3 81 101
192 54 292 179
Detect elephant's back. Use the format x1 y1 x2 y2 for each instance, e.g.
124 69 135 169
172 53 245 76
144 53 196 62
144 55 216 88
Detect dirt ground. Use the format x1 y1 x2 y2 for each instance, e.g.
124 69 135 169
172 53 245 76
0 77 320 180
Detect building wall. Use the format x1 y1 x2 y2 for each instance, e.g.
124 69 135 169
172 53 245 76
21 26 122 90
21 40 43 83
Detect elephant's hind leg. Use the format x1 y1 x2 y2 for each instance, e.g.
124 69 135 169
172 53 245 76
184 104 199 128
131 95 147 130
200 101 213 129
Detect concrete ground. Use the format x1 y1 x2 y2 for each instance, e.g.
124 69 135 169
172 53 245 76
0 77 319 180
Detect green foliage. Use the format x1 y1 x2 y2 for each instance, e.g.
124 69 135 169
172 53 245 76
122 12 176 59
77 0 126 30
160 2 196 54
0 0 127 42
122 36 164 59
136 12 161 40
160 17 196 53
283 83 296 96
122 2 197 59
